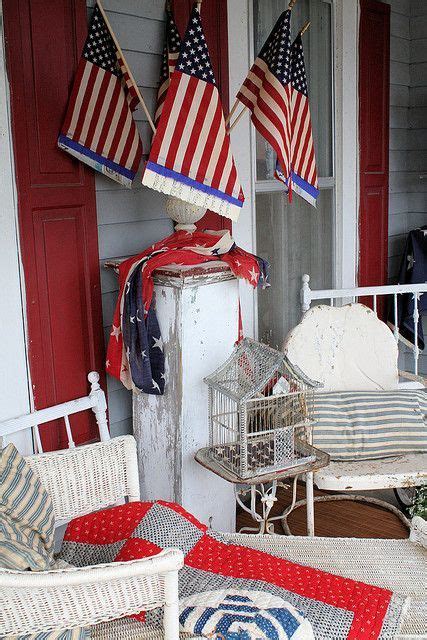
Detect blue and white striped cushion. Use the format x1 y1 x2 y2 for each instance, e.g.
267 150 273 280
312 390 427 460
0 443 55 571
179 589 314 639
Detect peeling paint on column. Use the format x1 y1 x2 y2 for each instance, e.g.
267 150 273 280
133 263 238 531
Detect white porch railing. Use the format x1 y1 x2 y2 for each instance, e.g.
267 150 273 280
300 274 427 376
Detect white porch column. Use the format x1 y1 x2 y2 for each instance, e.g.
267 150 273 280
133 262 238 532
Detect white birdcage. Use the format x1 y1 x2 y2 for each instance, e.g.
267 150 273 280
204 338 319 479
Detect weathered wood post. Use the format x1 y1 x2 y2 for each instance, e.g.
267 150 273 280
133 262 238 532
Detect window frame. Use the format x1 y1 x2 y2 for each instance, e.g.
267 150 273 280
227 0 359 339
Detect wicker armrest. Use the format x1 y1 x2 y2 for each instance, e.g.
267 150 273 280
0 548 184 636
398 369 427 387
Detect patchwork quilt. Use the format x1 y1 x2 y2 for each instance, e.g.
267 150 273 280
59 501 407 639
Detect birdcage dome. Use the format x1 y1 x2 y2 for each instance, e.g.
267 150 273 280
204 337 317 402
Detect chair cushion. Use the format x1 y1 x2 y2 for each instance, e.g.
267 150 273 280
0 443 55 571
179 589 314 639
312 390 427 460
284 304 399 392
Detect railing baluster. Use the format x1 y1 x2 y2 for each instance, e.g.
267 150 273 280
393 294 399 343
373 295 377 314
64 414 75 448
33 425 43 453
413 293 420 376
330 298 334 307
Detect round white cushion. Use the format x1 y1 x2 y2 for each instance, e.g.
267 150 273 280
179 589 314 639
284 304 399 392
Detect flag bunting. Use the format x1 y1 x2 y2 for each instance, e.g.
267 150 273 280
142 5 244 221
275 34 319 206
58 4 142 187
154 9 182 127
236 10 293 194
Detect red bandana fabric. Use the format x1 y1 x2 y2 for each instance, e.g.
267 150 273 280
60 501 407 639
106 230 269 392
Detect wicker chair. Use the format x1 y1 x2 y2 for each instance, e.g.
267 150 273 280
0 375 183 640
0 377 426 638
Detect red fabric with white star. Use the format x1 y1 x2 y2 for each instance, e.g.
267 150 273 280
106 230 265 389
62 501 397 639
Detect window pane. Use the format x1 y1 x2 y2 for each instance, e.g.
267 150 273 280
256 189 334 348
254 0 333 179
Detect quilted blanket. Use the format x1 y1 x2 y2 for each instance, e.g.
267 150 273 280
59 501 407 640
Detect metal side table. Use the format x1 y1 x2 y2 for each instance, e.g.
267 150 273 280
195 438 329 536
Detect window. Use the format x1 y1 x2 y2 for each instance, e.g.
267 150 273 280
254 0 335 347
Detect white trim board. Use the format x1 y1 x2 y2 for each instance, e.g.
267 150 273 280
0 4 33 454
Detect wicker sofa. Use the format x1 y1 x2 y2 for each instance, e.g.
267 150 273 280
0 435 425 638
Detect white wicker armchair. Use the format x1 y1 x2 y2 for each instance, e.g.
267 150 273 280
0 376 184 640
0 437 183 639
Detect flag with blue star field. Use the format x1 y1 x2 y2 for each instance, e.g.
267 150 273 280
58 4 142 187
236 10 293 194
142 5 244 221
154 8 182 127
275 34 319 206
106 230 269 394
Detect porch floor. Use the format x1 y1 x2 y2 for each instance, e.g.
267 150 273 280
236 483 409 539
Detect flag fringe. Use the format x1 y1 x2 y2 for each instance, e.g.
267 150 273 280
142 162 243 221
58 135 134 188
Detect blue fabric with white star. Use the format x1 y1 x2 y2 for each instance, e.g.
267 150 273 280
122 255 165 395
176 6 215 84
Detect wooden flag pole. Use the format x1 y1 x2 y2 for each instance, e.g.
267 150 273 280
97 0 157 134
228 106 247 133
299 20 311 37
225 100 240 128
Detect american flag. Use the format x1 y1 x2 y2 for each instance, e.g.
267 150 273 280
154 9 181 127
276 34 319 206
58 4 142 188
236 10 293 192
142 5 244 222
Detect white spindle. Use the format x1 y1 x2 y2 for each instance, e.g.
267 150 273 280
373 295 377 314
330 298 334 306
33 425 43 453
64 415 75 448
393 294 399 343
413 293 420 376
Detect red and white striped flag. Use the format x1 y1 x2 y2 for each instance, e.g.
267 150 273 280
154 9 181 127
142 5 244 222
276 34 319 206
58 4 142 187
236 10 293 193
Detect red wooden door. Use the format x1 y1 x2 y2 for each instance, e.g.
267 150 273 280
172 0 231 232
3 0 105 450
359 0 390 294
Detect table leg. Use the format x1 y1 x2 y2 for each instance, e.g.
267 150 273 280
306 471 315 536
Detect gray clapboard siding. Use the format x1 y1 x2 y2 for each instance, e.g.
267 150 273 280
98 218 173 260
85 0 170 437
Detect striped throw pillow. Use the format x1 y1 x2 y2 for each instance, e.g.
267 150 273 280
0 443 55 571
312 390 427 461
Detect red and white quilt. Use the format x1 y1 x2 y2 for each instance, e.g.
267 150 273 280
59 501 407 639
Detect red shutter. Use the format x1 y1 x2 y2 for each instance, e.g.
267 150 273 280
3 0 105 451
359 0 390 295
172 0 231 232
